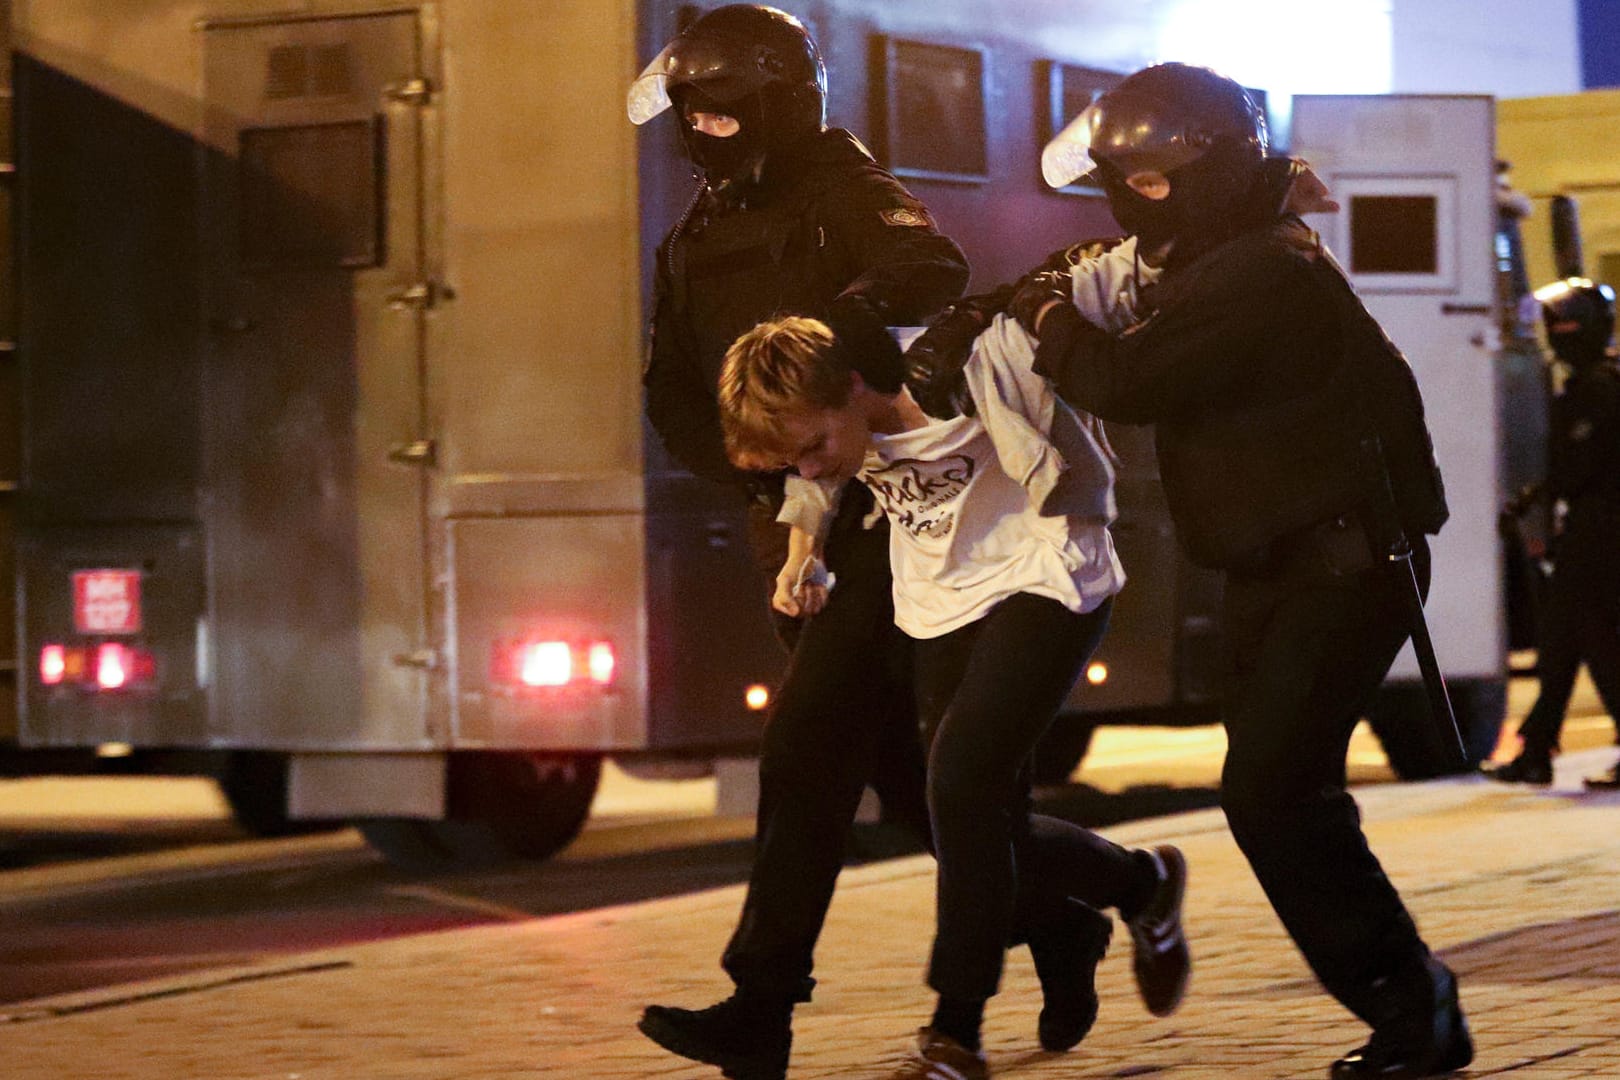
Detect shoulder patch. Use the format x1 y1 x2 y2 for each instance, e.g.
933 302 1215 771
880 207 933 228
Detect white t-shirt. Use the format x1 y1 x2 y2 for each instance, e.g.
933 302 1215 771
861 411 1124 639
779 236 1151 637
1070 235 1159 333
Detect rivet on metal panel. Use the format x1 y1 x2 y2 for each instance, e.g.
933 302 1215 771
387 440 438 467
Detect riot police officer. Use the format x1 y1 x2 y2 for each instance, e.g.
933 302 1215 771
1487 278 1620 790
626 10 1113 1080
912 63 1471 1079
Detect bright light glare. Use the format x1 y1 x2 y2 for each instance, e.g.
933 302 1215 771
1086 662 1110 686
40 644 66 686
520 641 573 687
745 684 771 711
95 643 129 690
1157 0 1392 95
587 642 616 686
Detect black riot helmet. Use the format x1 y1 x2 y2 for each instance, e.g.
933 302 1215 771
1534 277 1617 367
627 5 827 187
1041 62 1268 251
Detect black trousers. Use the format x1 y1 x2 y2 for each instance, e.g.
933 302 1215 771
914 593 1142 1000
1219 534 1436 1025
1516 510 1620 755
722 493 929 1002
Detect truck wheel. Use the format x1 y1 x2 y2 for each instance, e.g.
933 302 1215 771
1031 716 1098 786
358 752 602 871
219 752 338 837
1366 678 1506 780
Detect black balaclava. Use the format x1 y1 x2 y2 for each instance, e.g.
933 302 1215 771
1097 139 1268 260
671 85 769 192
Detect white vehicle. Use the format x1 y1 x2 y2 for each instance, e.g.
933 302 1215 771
1290 95 1513 773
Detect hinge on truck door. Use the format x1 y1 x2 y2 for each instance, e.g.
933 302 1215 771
386 281 447 310
387 439 438 467
382 77 434 106
392 648 440 670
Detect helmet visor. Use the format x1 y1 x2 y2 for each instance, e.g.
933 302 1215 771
627 35 769 126
627 51 677 126
1041 102 1104 189
1042 76 1265 189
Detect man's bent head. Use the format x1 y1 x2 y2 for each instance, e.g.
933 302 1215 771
719 316 873 482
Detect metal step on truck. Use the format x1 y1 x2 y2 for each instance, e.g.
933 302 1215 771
0 0 1547 866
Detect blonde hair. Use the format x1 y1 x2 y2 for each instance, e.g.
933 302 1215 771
718 315 852 467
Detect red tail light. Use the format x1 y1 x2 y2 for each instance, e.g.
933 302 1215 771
96 643 130 690
586 642 616 686
38 642 156 691
519 641 573 687
40 644 66 686
492 638 617 692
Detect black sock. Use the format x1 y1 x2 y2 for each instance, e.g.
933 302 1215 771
930 995 985 1052
1118 848 1163 923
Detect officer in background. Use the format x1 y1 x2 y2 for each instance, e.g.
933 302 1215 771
625 10 1111 1080
912 63 1471 1079
1487 278 1620 790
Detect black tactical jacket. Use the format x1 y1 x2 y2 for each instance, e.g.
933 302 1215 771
644 128 969 488
1549 360 1620 519
1031 216 1448 569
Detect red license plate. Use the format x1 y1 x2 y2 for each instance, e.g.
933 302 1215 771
72 570 143 635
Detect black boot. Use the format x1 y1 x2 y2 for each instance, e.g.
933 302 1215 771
1482 750 1553 785
1028 899 1112 1051
638 991 793 1080
1330 957 1472 1079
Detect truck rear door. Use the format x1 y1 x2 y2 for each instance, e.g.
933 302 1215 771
199 12 434 747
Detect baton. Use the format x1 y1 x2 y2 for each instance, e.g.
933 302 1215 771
1361 437 1468 767
1384 534 1468 766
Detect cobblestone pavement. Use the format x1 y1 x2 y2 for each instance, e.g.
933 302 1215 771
4 749 1619 1079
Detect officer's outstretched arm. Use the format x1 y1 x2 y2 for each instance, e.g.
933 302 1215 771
818 170 970 326
905 238 1123 418
1027 231 1329 425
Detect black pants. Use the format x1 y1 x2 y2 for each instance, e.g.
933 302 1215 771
722 492 930 1002
1516 511 1620 755
1219 534 1435 1025
914 592 1141 1000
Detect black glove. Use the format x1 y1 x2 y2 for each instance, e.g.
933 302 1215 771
904 302 988 419
1028 303 1102 386
1007 269 1074 336
825 294 904 393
